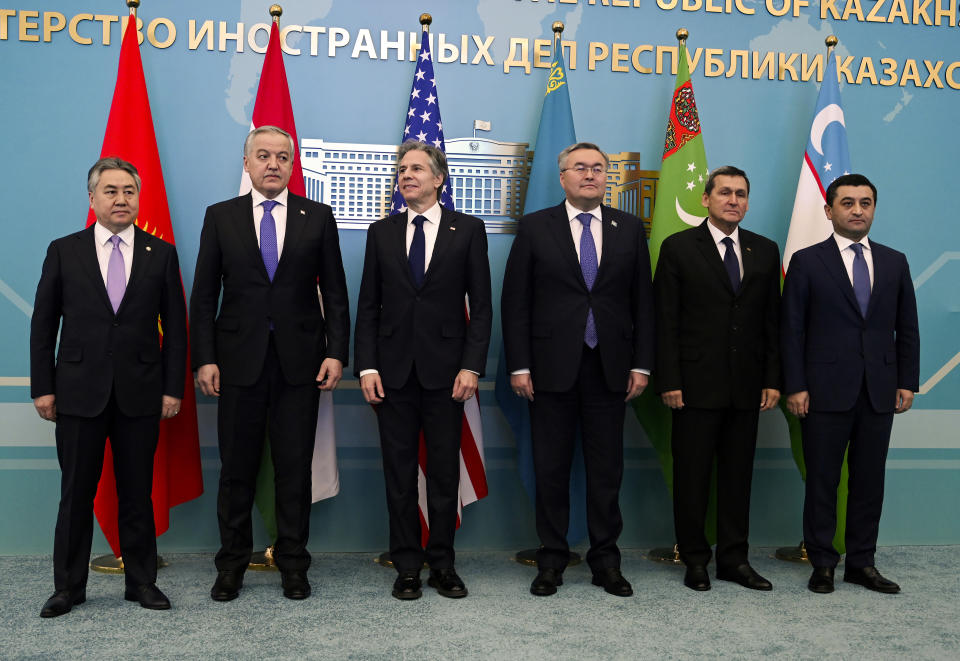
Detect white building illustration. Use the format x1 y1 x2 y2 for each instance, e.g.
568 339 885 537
300 137 659 234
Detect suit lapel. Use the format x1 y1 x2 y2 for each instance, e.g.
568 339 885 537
77 225 115 312
594 208 619 285
275 195 306 280
390 212 413 285
694 221 735 295
549 203 586 288
817 238 862 315
739 229 756 290
423 207 455 286
119 227 151 312
238 194 270 282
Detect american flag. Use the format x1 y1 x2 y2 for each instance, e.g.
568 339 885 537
391 24 488 546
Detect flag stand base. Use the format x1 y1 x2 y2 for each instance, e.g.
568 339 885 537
774 541 810 563
513 548 582 567
647 545 683 565
248 546 279 571
373 552 430 569
90 555 168 574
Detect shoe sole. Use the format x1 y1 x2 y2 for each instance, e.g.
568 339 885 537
808 583 835 594
843 577 900 594
124 593 171 610
716 576 772 591
392 589 422 600
684 580 711 591
283 590 311 600
210 590 239 602
591 577 633 597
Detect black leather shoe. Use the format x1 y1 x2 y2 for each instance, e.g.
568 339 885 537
428 568 468 598
281 571 311 600
683 564 711 591
843 566 900 594
392 571 422 600
211 570 244 602
717 563 772 591
591 567 633 597
40 590 85 618
808 566 835 594
124 584 171 610
530 568 563 596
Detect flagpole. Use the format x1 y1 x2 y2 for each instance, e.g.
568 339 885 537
775 33 839 565
247 2 286 573
375 9 435 570
643 28 693 568
511 20 583 570
89 0 173 577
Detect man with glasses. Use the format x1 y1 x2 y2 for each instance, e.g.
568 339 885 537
502 142 655 597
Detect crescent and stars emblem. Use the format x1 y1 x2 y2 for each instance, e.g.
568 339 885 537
809 103 845 155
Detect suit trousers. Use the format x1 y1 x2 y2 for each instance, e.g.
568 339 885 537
376 367 464 573
802 382 894 569
54 391 159 592
671 406 760 569
530 345 625 573
215 334 320 573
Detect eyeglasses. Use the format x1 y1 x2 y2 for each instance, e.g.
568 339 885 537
561 165 607 176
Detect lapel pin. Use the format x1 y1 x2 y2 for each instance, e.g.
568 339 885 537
145 246 152 251
611 220 618 227
450 226 456 231
300 209 306 215
746 246 751 252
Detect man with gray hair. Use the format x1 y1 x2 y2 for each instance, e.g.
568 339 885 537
31 157 187 616
355 140 492 600
191 125 350 602
502 142 654 597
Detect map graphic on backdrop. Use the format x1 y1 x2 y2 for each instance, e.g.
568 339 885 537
300 136 660 232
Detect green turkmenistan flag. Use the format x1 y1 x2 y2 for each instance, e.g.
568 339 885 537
631 44 717 541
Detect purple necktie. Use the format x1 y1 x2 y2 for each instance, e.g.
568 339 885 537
261 199 279 281
721 236 741 292
106 235 126 313
851 243 870 317
578 213 598 349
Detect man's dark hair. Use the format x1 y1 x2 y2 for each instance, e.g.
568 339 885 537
825 173 877 206
397 140 449 200
704 165 750 195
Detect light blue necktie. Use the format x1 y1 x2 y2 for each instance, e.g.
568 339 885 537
851 243 870 317
578 212 598 349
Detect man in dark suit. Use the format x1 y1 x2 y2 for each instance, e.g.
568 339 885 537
654 166 781 592
782 173 919 595
31 157 186 617
502 142 654 597
355 141 492 600
191 125 350 601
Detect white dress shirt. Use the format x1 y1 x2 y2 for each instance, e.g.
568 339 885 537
94 221 134 286
706 221 743 280
406 201 442 270
252 187 289 257
833 233 874 289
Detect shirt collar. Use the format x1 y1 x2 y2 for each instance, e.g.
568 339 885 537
833 233 871 252
252 187 289 209
407 201 442 226
94 220 136 246
565 200 603 224
706 219 740 246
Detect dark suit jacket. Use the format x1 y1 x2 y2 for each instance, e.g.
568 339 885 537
781 236 919 413
30 224 187 417
654 220 781 410
354 207 492 390
501 203 654 393
190 192 350 386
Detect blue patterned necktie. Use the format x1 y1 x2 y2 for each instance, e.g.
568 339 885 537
851 243 870 316
721 236 741 292
578 212 598 348
409 215 426 288
106 235 126 313
260 199 279 281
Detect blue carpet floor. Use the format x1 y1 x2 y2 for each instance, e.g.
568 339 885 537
2 547 958 660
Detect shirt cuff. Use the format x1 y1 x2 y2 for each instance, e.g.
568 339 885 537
359 369 379 377
631 368 650 375
511 369 531 375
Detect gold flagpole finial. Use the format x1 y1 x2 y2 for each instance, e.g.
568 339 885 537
270 4 283 23
552 21 565 35
825 34 838 55
676 28 689 46
127 0 139 17
420 13 432 31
